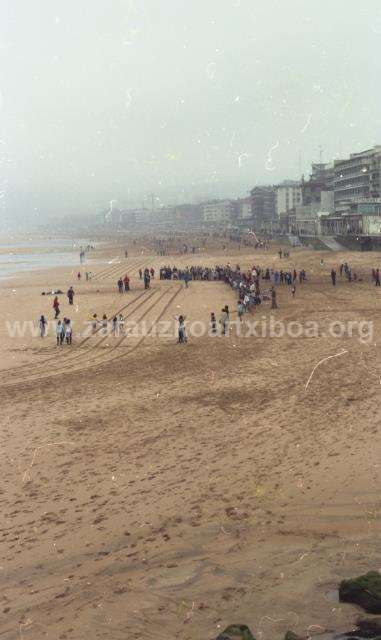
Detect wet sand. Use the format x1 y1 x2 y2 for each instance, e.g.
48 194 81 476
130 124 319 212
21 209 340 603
0 237 380 640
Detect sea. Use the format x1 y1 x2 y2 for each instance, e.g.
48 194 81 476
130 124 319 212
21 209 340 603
0 237 91 280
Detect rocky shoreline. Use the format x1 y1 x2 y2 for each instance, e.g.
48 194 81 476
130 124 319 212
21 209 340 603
217 573 381 640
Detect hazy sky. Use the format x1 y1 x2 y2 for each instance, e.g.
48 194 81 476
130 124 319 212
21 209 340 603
1 0 381 223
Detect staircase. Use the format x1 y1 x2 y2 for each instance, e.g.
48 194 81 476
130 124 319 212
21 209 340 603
318 236 345 251
287 234 302 247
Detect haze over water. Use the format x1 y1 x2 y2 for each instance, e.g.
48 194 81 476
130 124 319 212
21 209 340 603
0 238 87 279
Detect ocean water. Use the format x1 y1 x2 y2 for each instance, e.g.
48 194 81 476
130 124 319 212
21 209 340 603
0 237 91 280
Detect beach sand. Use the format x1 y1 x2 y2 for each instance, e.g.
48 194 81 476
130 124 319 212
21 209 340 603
0 237 380 640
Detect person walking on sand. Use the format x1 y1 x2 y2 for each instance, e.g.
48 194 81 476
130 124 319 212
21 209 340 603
210 312 217 334
331 268 336 286
375 268 380 286
53 296 60 319
65 319 73 344
39 315 47 338
61 318 67 344
101 314 108 336
271 286 277 310
67 286 75 305
56 320 64 346
77 272 81 281
117 277 124 294
176 315 187 343
91 313 98 334
112 316 118 336
291 284 296 298
118 313 125 335
123 274 130 292
220 307 229 335
237 300 244 322
139 268 143 280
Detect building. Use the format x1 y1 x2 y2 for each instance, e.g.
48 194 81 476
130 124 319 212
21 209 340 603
293 202 322 235
249 186 275 231
301 163 334 207
234 197 253 227
132 208 153 226
320 190 334 213
120 209 136 227
334 146 381 208
320 198 381 236
202 199 237 225
171 204 202 227
275 180 301 218
237 197 252 220
310 162 335 189
290 162 335 235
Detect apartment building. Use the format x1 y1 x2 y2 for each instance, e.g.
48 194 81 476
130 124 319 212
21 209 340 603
250 186 275 230
236 197 252 221
275 180 301 217
334 146 381 207
202 199 237 225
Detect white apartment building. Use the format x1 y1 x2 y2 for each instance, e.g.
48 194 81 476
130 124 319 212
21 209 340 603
202 199 236 224
275 180 302 217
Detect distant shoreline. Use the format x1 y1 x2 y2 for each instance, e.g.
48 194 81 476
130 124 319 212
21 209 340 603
0 237 93 281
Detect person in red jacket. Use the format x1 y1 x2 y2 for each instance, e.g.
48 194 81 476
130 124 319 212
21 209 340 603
53 296 60 319
123 275 130 291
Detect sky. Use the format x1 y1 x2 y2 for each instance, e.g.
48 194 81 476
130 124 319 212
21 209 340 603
0 0 381 225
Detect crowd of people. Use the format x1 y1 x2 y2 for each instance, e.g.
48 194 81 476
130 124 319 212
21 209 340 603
224 264 284 312
38 245 381 348
56 318 73 345
39 315 73 345
329 261 372 284
138 267 153 289
90 313 126 337
159 264 229 282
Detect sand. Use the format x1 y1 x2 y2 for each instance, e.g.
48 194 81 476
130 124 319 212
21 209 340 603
0 237 380 640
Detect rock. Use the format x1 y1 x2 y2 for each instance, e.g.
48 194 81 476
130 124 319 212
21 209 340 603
356 617 381 637
216 625 255 640
284 632 305 640
339 572 381 613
